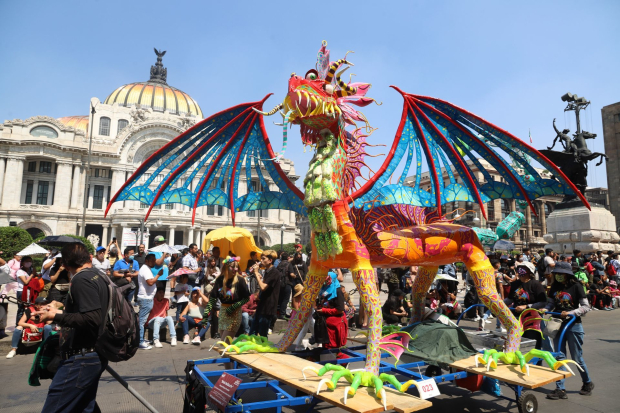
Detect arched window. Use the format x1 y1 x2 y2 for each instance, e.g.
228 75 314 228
99 117 111 136
117 119 128 134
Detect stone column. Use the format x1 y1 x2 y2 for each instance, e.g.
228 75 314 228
539 201 547 235
102 225 109 246
2 157 25 207
525 205 533 243
70 165 82 209
168 226 176 246
0 157 6 205
188 227 194 246
509 199 516 213
76 166 87 211
54 161 73 211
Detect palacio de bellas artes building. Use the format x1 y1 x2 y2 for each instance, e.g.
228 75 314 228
0 50 299 249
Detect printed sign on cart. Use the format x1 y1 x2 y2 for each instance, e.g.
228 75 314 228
416 378 441 400
207 372 242 412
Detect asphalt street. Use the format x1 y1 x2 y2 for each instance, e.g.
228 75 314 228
0 276 618 413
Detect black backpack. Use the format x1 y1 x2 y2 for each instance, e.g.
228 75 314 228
536 257 547 280
95 272 140 362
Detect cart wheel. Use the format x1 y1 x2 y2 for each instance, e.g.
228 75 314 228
517 391 538 413
424 365 442 377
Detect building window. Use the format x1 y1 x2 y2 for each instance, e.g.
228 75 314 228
27 161 36 172
30 126 58 139
39 161 52 173
36 181 49 205
217 206 224 216
165 203 174 210
94 168 99 178
25 181 34 204
140 202 148 209
93 185 104 209
501 199 510 220
99 117 111 136
118 119 128 133
207 205 215 215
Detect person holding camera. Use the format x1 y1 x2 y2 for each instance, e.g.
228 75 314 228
112 247 139 302
35 242 110 412
41 249 61 283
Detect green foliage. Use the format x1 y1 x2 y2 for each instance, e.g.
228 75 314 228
263 242 298 256
36 234 95 255
0 227 33 261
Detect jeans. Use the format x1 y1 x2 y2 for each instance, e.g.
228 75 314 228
249 312 272 337
181 317 209 338
553 322 591 390
137 298 154 343
175 302 188 322
126 288 135 303
147 316 176 341
11 324 53 348
15 302 25 327
42 352 108 413
241 312 253 335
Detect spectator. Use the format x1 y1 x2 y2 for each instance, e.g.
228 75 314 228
182 243 200 286
544 261 594 400
608 253 620 284
522 248 531 262
112 247 139 302
133 244 147 297
204 257 221 294
246 251 259 273
509 262 547 348
291 252 308 284
594 250 604 265
382 289 407 325
106 239 119 267
150 236 170 290
6 297 54 359
241 292 259 335
590 277 612 310
385 268 402 295
294 244 308 263
277 252 295 320
292 284 304 311
146 288 177 347
168 253 179 291
91 246 110 276
315 271 348 355
15 256 36 325
205 257 250 344
211 246 223 268
173 273 191 321
41 249 61 283
249 250 280 338
543 248 556 285
36 242 109 412
137 254 160 350
47 257 71 305
0 253 22 297
179 288 210 344
437 280 461 318
589 254 605 280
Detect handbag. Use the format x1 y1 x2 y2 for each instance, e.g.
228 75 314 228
542 315 563 339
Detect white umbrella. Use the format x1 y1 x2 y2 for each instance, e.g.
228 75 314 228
173 245 188 251
435 273 458 282
148 243 180 254
16 243 50 256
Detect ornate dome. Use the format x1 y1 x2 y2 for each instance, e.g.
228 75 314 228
103 49 203 119
58 115 89 133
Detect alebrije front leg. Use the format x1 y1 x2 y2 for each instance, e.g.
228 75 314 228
344 373 363 405
524 349 584 375
408 266 439 324
353 268 383 376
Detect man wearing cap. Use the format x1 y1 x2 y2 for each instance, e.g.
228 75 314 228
508 262 547 348
150 236 169 290
294 244 307 264
92 246 111 276
544 261 594 400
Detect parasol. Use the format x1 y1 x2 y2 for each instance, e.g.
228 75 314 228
435 273 458 282
493 240 516 251
148 244 180 255
203 226 262 271
168 268 195 279
16 243 50 256
38 235 83 246
173 245 188 251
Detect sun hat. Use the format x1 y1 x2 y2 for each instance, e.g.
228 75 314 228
516 261 536 275
552 261 574 275
294 284 304 297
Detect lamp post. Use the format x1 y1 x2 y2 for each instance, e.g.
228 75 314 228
134 218 162 248
280 224 286 253
261 226 267 247
80 102 96 237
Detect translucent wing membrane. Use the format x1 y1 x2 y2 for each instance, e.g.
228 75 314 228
106 96 305 225
350 87 589 216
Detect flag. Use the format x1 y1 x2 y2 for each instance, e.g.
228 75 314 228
529 129 533 144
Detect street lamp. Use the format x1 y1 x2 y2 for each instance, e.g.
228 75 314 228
260 226 267 247
135 218 162 247
280 224 286 253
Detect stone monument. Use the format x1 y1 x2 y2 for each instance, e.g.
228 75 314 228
541 93 619 253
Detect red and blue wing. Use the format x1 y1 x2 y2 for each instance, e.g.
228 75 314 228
105 95 305 225
349 88 589 217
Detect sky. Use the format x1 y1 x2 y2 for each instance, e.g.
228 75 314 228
1 0 618 190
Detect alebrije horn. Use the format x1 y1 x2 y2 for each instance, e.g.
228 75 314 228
253 103 283 116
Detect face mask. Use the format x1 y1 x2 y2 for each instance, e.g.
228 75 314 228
129 255 135 261
164 258 171 265
24 262 32 268
555 274 566 283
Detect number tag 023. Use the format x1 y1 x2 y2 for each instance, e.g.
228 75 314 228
416 378 441 399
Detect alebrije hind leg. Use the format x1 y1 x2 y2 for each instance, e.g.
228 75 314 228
408 266 439 324
353 267 382 376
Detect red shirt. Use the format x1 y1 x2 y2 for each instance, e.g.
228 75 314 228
241 295 258 315
147 298 170 323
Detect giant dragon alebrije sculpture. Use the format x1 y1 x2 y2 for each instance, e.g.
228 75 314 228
106 41 588 407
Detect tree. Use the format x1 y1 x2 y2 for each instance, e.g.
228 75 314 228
0 227 34 261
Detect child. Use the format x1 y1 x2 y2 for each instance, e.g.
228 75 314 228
173 274 191 321
147 289 177 347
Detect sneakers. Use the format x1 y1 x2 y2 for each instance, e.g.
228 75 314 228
171 337 177 346
153 339 163 348
192 336 201 345
604 306 612 311
6 349 16 359
139 342 152 350
546 389 568 400
488 314 494 319
183 334 190 344
579 381 594 396
473 315 481 322
592 307 599 311
484 318 492 324
495 327 507 333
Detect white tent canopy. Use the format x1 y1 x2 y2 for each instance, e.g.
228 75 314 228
16 243 49 256
148 243 180 255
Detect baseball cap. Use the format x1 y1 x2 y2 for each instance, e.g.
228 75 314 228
552 261 574 275
154 235 166 242
96 246 106 253
192 286 201 292
35 297 48 305
294 243 302 248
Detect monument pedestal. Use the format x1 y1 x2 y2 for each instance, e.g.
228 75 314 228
543 203 620 254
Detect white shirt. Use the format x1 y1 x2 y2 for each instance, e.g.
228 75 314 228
174 283 191 303
91 257 110 274
15 269 29 292
41 257 56 281
138 264 156 299
544 256 555 275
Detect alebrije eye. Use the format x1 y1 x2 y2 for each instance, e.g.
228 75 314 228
305 69 319 80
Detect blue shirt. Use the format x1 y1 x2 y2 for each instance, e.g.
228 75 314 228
151 251 169 280
113 258 139 273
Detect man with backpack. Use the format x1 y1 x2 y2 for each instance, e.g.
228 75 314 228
36 242 110 412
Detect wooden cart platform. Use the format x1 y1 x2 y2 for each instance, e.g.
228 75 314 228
226 352 432 413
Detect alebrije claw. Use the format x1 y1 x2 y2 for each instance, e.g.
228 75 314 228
317 378 331 394
344 386 351 405
302 366 319 381
379 388 387 411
